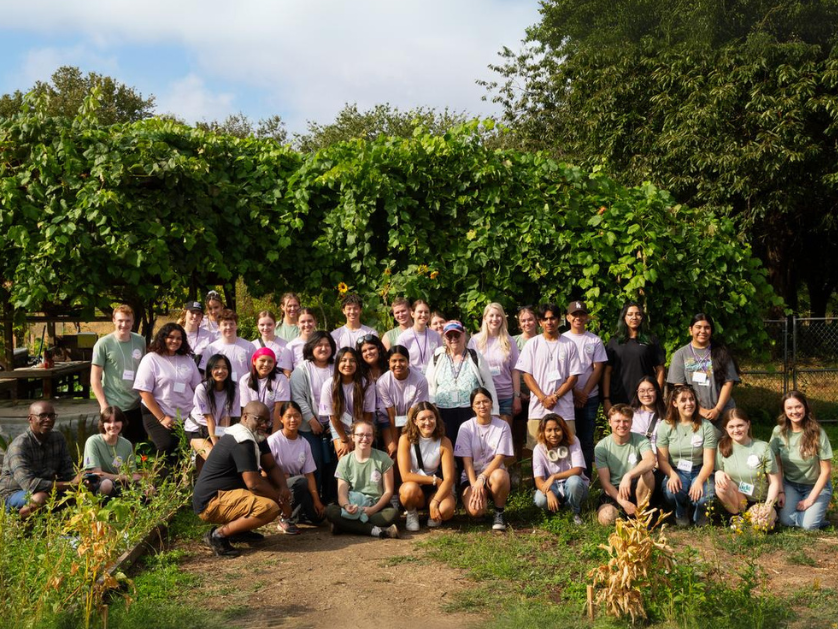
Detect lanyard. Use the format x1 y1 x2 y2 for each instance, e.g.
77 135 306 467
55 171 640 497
412 329 429 365
448 350 468 382
688 343 712 371
118 337 135 372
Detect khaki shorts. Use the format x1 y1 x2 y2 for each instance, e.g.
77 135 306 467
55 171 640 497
526 418 576 450
199 488 280 525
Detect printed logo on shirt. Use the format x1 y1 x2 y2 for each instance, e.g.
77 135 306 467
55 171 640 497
370 469 382 483
585 344 596 355
132 349 142 360
747 454 760 468
297 451 306 466
628 452 638 465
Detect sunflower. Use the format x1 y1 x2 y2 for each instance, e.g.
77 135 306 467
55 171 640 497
417 264 429 275
337 282 348 294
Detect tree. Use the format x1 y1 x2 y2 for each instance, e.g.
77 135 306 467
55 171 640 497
484 0 838 315
0 66 155 124
196 112 288 144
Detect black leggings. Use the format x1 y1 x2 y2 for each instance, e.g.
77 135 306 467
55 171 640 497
141 406 181 471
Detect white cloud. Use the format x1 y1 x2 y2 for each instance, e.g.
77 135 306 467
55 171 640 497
155 74 236 124
3 0 539 131
17 44 119 88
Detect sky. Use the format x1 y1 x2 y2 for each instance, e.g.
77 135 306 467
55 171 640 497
0 0 541 134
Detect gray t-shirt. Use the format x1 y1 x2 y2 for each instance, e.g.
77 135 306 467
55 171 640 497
667 343 739 413
91 333 146 411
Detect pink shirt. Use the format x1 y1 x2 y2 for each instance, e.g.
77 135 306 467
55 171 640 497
134 353 202 418
561 330 607 397
468 333 520 399
396 328 442 373
267 431 316 476
532 439 590 484
199 337 255 383
251 338 293 372
376 370 429 415
514 335 584 421
238 373 290 410
454 417 514 482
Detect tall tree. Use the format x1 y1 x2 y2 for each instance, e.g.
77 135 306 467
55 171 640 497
197 112 288 144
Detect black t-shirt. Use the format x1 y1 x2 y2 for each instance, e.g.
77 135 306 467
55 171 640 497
605 335 666 405
192 435 270 514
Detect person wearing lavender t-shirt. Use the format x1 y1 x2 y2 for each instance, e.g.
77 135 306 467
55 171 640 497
377 352 429 432
515 304 584 453
396 300 442 374
134 323 202 464
252 309 293 376
199 309 255 384
319 347 376 458
331 293 377 350
239 347 291 431
532 414 589 520
468 303 521 424
454 388 513 531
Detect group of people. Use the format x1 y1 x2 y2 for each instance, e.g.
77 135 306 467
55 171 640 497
0 292 833 558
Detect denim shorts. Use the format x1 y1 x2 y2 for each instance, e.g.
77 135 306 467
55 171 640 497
498 397 514 416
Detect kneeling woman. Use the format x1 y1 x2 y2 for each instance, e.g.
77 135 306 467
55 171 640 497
455 387 514 531
325 419 399 538
185 354 239 472
533 413 590 524
397 402 456 531
82 406 143 496
715 409 780 529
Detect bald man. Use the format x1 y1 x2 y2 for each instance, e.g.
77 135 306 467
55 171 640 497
193 401 292 557
0 401 82 517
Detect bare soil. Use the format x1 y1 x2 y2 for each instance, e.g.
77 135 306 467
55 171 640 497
178 523 486 629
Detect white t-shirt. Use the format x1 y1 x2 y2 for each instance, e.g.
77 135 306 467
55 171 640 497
319 379 376 426
267 431 316 477
468 333 520 399
330 325 377 350
376 370 429 416
561 330 607 397
199 337 255 383
286 337 307 370
409 436 442 476
185 382 240 432
532 438 590 484
454 417 514 482
251 337 293 372
134 353 202 418
238 373 290 410
631 409 660 452
514 335 584 421
396 328 443 373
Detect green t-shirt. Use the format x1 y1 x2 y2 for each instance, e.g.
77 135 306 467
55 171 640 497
91 333 146 411
82 434 136 474
769 426 833 485
715 439 777 501
384 326 403 348
276 323 300 342
594 433 652 487
656 419 717 468
335 449 393 500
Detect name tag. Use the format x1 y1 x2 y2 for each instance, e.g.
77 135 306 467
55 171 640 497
738 481 755 496
122 369 135 381
692 372 709 385
489 365 502 377
451 390 462 405
395 415 408 428
677 459 694 472
173 382 186 393
547 369 562 382
231 371 238 382
341 412 353 427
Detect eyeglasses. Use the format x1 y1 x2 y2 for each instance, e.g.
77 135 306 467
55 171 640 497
244 413 270 426
30 412 57 420
445 333 462 340
353 433 374 440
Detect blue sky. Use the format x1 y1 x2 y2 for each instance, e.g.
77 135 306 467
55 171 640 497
0 0 540 134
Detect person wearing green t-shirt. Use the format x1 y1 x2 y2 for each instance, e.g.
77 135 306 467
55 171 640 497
90 305 147 445
325 419 399 538
770 391 834 530
656 384 717 527
82 406 143 496
715 409 780 529
382 297 413 350
594 404 656 526
276 292 302 342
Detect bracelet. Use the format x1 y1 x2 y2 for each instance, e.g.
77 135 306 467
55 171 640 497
341 503 349 509
477 474 487 485
603 396 611 400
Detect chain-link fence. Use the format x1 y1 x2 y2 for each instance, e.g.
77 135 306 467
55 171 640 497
738 317 838 421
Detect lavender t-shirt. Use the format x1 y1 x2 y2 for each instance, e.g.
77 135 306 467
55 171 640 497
267 431 316 476
468 333 520 399
286 337 306 370
330 325 377 350
199 337 255 383
532 439 590 484
454 417 514 482
514 335 584 421
319 380 376 423
396 328 443 373
376 370 430 416
134 353 202 418
251 337 293 372
185 382 240 432
239 373 290 410
561 330 607 397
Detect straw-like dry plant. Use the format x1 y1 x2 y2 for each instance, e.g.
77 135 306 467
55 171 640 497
589 502 674 623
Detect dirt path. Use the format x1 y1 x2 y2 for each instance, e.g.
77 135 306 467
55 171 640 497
179 524 485 629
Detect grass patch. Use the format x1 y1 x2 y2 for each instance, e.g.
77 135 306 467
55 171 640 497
786 550 818 567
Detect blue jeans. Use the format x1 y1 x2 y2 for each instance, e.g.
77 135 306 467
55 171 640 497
573 395 599 478
663 468 715 521
534 476 589 515
780 480 832 530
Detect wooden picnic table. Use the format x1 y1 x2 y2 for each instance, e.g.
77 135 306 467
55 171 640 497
1 361 91 400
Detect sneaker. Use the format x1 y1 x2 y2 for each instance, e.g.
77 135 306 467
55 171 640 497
405 509 420 532
228 530 265 543
203 528 241 558
381 524 400 539
675 516 690 527
492 511 507 532
427 517 442 528
277 517 301 535
573 514 583 526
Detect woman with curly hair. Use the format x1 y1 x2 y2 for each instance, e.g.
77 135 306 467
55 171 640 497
532 413 589 524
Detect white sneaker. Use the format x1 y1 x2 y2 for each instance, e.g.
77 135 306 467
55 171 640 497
405 509 420 532
427 517 442 528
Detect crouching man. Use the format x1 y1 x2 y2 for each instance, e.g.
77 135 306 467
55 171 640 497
193 401 292 557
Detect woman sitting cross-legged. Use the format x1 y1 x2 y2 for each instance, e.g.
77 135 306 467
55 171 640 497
532 413 590 524
397 402 456 531
82 406 144 496
325 419 399 538
455 387 513 532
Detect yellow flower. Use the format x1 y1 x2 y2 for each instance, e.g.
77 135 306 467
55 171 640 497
417 264 429 275
337 282 348 294
429 270 439 280
383 268 391 276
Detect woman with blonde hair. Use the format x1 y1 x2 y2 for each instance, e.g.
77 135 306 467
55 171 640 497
468 303 521 426
397 401 456 531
